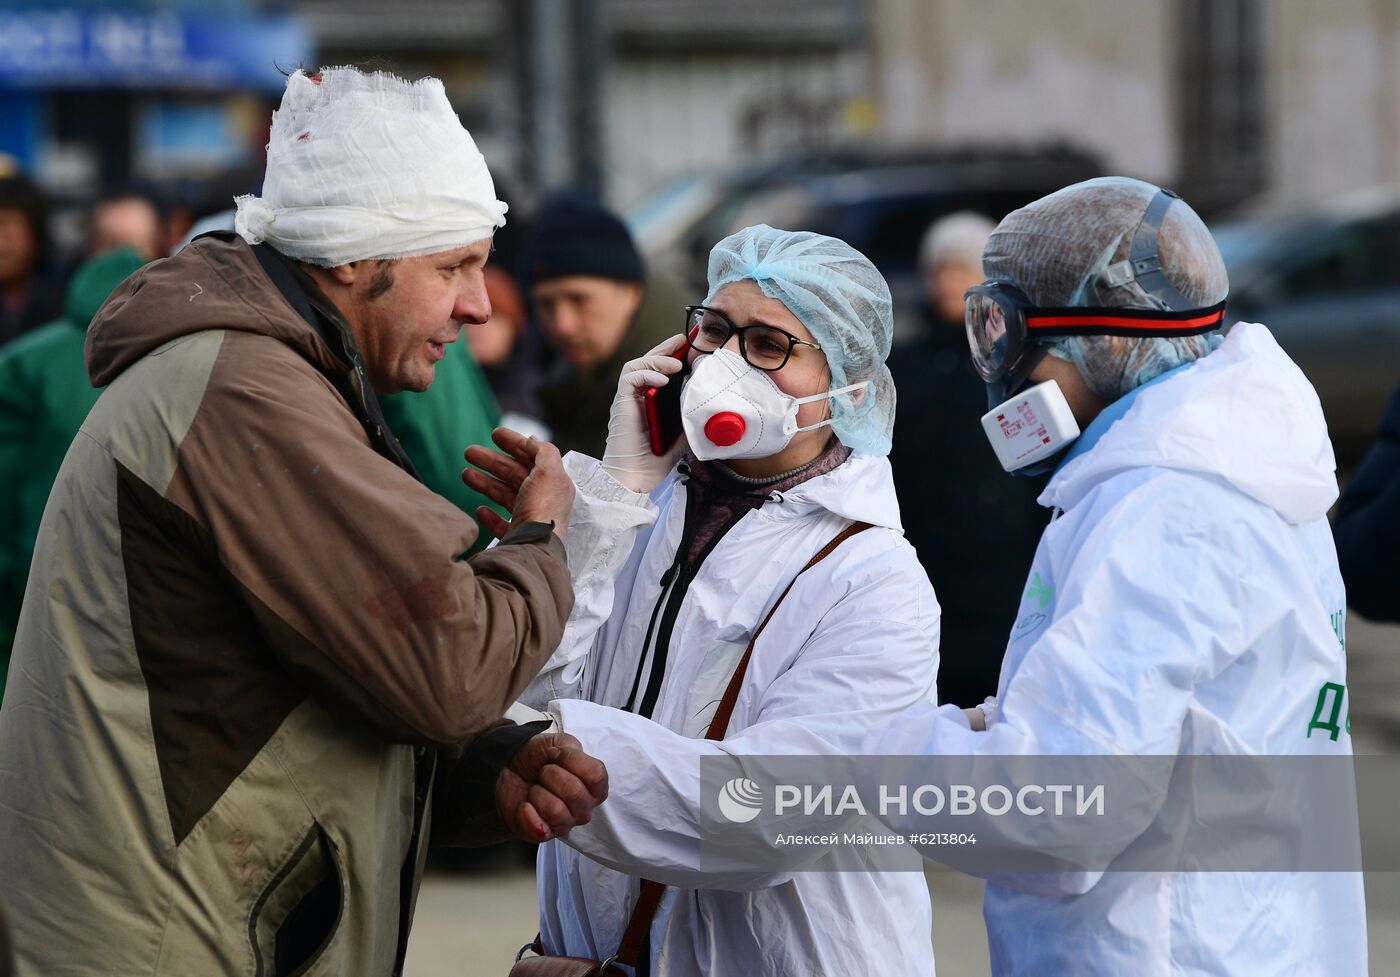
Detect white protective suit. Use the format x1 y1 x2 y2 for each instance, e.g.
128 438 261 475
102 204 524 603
871 322 1367 975
520 449 940 976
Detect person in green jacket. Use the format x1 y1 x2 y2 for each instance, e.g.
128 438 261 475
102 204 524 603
0 246 146 695
379 335 508 553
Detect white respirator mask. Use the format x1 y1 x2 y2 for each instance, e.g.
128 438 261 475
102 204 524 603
980 379 1082 473
680 348 867 461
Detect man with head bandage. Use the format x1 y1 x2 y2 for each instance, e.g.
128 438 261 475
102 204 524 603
0 67 605 977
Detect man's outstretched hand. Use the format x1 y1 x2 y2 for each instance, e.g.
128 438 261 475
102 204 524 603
463 427 576 542
496 731 608 843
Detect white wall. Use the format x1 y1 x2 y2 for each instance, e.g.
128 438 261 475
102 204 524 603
603 50 848 207
867 0 1400 210
868 0 1176 184
1267 0 1400 207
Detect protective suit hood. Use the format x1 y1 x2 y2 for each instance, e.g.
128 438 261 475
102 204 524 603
1041 322 1338 525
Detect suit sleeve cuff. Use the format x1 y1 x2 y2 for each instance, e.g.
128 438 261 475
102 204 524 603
499 520 559 546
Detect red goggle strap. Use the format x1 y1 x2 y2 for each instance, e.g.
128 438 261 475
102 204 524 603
1023 301 1227 338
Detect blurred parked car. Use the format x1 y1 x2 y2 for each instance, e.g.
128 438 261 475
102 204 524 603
1214 186 1400 467
628 145 1103 345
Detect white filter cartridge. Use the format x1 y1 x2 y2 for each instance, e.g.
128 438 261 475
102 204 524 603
980 379 1082 472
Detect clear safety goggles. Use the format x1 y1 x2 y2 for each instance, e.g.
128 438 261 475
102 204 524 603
965 186 1229 398
964 281 1228 384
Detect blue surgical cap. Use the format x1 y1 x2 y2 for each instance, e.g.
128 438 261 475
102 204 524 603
703 224 897 456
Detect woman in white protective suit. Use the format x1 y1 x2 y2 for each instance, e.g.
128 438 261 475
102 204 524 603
868 178 1368 975
497 225 940 975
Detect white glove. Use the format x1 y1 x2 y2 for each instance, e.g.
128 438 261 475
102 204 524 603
602 334 689 493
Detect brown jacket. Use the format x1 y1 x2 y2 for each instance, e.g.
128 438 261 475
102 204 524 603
0 234 572 976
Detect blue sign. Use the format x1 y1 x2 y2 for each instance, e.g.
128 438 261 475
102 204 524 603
0 10 312 92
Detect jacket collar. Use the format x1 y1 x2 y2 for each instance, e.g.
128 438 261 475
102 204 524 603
679 450 903 532
250 242 422 480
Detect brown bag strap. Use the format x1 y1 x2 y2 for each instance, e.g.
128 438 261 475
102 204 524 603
702 519 873 745
611 520 874 969
611 879 666 969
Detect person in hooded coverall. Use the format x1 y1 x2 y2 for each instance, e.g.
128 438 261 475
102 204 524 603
469 226 939 975
0 246 146 691
867 178 1366 975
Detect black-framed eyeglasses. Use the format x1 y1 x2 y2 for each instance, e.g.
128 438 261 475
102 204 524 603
683 305 822 371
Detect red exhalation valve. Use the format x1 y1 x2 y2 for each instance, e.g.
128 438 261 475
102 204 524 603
704 411 746 447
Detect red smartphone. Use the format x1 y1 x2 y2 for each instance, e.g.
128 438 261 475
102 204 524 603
643 366 687 455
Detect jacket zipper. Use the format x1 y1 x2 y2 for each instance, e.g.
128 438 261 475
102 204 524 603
253 242 431 976
624 475 697 713
626 473 755 720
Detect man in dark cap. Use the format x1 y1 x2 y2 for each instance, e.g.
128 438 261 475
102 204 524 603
522 194 686 455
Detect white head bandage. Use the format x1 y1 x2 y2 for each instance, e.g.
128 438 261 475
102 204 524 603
234 67 507 267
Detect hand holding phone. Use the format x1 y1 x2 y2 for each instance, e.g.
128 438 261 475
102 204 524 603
601 334 691 492
643 357 688 455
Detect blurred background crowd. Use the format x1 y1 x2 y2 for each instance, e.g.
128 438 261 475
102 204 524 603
2 1 1398 973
